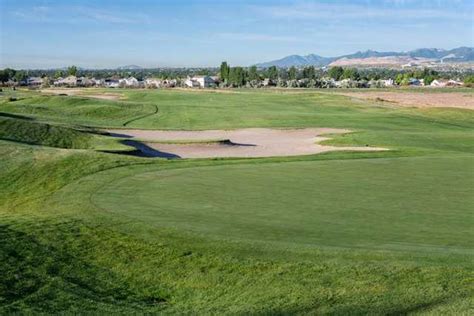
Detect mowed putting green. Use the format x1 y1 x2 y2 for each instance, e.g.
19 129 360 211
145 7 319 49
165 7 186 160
94 155 473 253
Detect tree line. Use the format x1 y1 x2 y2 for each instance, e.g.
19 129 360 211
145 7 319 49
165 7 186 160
1 63 473 87
218 62 472 87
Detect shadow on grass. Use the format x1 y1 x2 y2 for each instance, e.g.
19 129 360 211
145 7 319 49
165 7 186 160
0 112 34 120
102 139 181 159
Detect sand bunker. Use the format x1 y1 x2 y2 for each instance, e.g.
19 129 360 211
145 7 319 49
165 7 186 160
107 128 386 158
41 88 123 100
338 91 474 110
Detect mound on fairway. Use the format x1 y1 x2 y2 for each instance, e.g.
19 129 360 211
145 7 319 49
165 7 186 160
0 115 93 149
106 128 386 158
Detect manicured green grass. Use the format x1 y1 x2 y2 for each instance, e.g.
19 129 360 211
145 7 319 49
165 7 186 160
93 156 474 252
0 88 473 314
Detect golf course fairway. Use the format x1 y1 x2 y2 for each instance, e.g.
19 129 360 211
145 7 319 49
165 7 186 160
1 88 473 314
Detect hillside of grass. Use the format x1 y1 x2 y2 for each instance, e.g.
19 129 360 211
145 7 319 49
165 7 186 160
0 114 134 153
0 115 93 148
0 93 156 127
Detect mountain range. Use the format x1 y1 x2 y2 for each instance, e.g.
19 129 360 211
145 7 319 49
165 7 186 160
255 47 474 68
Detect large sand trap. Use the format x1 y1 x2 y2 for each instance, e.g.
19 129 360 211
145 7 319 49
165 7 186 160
337 91 474 110
41 88 123 100
107 128 386 158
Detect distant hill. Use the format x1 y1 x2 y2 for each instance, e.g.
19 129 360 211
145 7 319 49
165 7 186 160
116 65 143 70
256 54 335 68
256 47 474 68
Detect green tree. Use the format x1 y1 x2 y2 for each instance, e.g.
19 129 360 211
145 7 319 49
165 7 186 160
220 62 230 82
267 66 278 80
395 73 404 85
228 67 246 87
14 70 28 83
288 66 297 80
0 70 7 84
67 65 78 76
54 70 64 78
342 68 360 80
420 68 438 85
328 66 344 80
463 75 474 87
0 68 16 83
423 75 436 86
302 66 315 79
401 73 411 86
248 65 259 81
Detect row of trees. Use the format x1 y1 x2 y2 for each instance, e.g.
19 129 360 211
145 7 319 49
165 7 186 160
394 68 439 85
218 63 461 88
0 66 79 84
0 68 27 84
2 63 472 87
220 62 279 86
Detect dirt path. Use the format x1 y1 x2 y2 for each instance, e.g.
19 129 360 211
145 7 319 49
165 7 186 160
106 128 386 158
337 91 474 110
41 88 123 100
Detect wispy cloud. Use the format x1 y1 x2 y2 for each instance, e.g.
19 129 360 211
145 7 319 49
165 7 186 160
215 32 309 43
251 2 471 21
11 5 150 24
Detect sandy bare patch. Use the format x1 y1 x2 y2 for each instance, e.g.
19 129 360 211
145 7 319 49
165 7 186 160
172 87 239 94
41 88 123 100
107 128 386 158
338 91 473 110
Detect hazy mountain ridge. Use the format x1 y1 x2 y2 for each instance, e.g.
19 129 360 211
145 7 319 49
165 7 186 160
116 65 143 70
256 47 474 67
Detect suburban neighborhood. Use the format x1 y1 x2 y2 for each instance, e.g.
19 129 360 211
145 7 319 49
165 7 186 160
0 72 467 89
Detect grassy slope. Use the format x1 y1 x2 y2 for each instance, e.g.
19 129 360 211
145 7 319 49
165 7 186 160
0 114 133 152
0 88 473 314
0 115 93 149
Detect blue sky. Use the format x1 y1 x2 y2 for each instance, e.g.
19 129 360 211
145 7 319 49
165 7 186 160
1 0 473 69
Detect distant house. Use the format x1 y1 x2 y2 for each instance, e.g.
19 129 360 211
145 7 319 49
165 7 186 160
184 77 200 88
27 77 43 86
262 78 275 87
429 79 463 87
408 78 421 86
77 77 95 87
53 77 64 86
335 78 351 88
163 79 177 88
5 79 16 87
446 79 464 87
123 77 139 87
105 79 120 88
382 78 394 87
430 79 447 87
185 76 215 88
145 78 162 88
54 76 78 87
91 78 105 86
194 76 215 88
